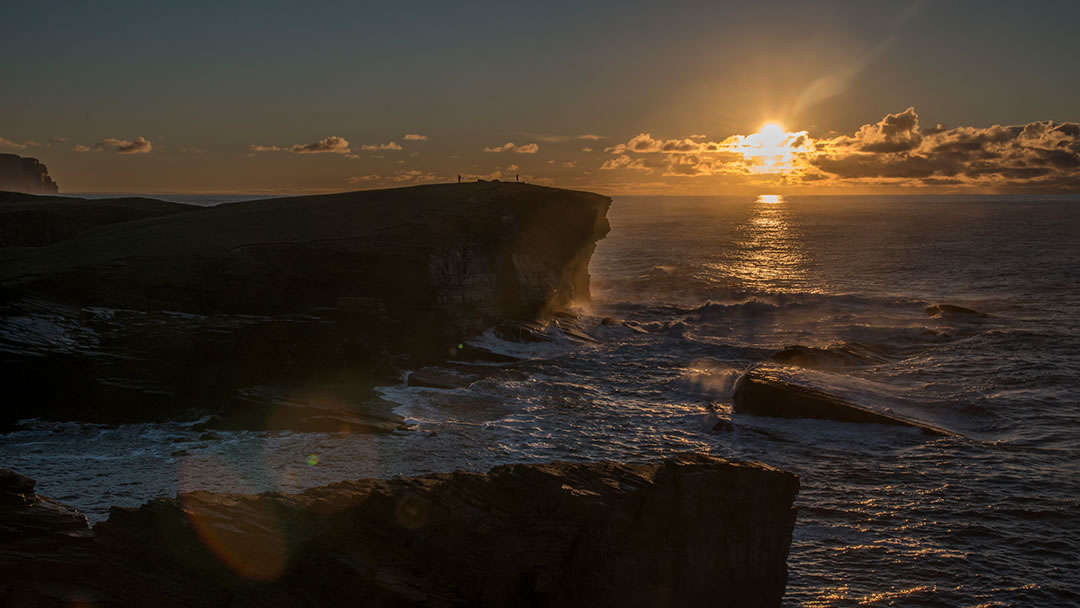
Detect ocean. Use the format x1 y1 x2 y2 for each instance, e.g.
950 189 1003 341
3 193 1079 606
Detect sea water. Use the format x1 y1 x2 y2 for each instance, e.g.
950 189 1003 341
3 194 1079 606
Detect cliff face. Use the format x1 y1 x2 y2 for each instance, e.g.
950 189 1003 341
0 183 611 428
0 453 799 607
0 154 59 194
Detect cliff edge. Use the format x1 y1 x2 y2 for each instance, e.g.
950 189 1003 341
0 183 611 428
0 453 799 607
0 154 59 194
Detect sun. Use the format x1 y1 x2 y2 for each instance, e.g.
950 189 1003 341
734 121 811 174
757 122 787 149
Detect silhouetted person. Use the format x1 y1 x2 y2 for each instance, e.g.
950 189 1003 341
458 174 461 184
515 174 519 182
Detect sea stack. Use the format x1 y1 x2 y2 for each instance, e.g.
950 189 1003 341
0 154 59 194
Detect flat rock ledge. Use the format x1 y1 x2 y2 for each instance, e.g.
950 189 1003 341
734 366 956 436
0 453 799 607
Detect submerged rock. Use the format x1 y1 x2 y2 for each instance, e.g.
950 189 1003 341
770 343 892 369
0 454 799 607
926 303 989 318
407 366 482 389
493 320 554 343
733 367 955 436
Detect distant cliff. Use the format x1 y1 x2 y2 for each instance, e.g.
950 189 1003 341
0 183 611 428
0 154 59 194
0 453 799 607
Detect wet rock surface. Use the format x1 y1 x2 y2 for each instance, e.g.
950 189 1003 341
0 183 610 429
733 366 956 436
0 454 798 608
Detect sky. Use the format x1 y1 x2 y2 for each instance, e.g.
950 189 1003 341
2 0 1079 195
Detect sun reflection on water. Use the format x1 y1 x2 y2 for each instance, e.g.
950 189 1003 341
708 194 815 292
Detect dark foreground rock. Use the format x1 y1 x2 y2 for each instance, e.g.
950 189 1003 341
733 366 956 436
0 469 95 590
0 183 610 428
0 453 799 607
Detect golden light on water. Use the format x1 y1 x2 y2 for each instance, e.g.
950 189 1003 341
712 191 812 291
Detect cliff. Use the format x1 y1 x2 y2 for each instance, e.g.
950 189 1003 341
0 453 799 607
0 154 59 194
0 183 611 428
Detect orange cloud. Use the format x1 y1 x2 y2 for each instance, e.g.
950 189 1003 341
483 142 539 154
95 137 152 154
599 109 1080 191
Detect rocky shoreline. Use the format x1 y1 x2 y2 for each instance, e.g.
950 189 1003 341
0 453 799 607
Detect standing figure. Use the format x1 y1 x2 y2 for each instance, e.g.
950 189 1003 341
458 174 461 184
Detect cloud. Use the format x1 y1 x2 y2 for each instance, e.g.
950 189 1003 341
581 147 593 152
72 144 91 153
249 136 352 155
359 141 402 151
403 134 428 141
49 137 67 144
531 134 604 143
347 174 380 184
0 136 27 150
291 136 350 154
600 154 657 172
95 137 152 154
348 169 442 186
391 169 440 182
847 106 923 153
483 142 539 154
808 109 1080 189
599 108 1080 190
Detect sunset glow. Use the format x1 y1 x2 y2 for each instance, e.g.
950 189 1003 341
734 123 811 174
